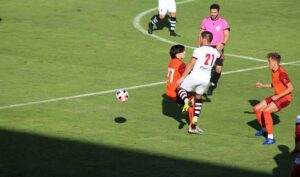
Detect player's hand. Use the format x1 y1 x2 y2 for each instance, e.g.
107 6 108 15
216 43 224 51
271 95 280 101
256 82 263 88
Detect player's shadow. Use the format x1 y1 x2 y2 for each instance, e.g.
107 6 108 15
161 94 188 129
272 145 293 177
244 99 280 131
150 15 170 31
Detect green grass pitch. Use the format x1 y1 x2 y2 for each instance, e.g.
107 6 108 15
0 0 299 176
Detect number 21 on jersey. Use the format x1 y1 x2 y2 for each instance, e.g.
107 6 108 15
167 67 175 83
204 53 215 66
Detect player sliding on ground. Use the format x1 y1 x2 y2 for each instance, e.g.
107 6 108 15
176 31 222 134
253 52 294 145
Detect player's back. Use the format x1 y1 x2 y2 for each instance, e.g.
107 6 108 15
191 46 220 77
166 58 186 99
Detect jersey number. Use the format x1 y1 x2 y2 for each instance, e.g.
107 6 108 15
204 53 215 66
167 68 175 83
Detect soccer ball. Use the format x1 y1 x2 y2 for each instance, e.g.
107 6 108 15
115 89 129 102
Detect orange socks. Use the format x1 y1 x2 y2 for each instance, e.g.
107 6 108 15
188 106 194 125
253 108 263 127
263 110 273 135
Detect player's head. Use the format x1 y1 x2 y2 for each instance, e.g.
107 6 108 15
267 52 281 69
170 44 186 59
200 31 213 45
210 3 220 20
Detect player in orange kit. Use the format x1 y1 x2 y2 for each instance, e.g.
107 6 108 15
290 115 300 177
166 44 202 134
253 52 294 145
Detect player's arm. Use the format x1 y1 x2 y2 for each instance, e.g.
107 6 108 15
256 82 272 88
177 57 196 84
223 29 230 46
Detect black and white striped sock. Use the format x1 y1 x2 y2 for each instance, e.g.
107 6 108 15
170 17 176 31
194 98 203 118
151 15 160 25
177 88 188 103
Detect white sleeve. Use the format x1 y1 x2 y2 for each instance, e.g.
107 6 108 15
192 48 199 59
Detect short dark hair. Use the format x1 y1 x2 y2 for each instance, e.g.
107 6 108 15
170 44 185 58
267 52 281 63
201 31 213 43
210 3 220 11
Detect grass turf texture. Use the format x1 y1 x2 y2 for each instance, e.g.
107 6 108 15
0 0 299 176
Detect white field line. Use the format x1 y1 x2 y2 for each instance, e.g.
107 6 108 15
0 2 299 110
0 60 299 110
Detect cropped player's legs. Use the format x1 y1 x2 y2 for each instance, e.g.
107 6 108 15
262 102 278 145
207 51 224 96
169 12 180 37
296 116 300 144
192 94 203 125
148 0 167 34
177 88 191 112
148 14 165 34
253 100 268 136
291 116 300 155
187 96 194 124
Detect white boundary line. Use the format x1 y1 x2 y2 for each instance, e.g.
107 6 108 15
0 1 299 110
0 60 299 110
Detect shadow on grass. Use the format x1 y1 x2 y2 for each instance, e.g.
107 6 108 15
272 145 293 177
245 99 280 131
161 93 212 129
0 127 274 177
161 94 187 129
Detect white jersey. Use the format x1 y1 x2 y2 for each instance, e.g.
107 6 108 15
180 46 220 94
190 46 220 77
158 0 176 15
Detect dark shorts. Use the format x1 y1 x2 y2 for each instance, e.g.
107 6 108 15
212 45 225 66
265 96 291 111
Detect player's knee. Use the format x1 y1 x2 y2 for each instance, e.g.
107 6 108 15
170 12 176 17
159 15 165 19
253 104 262 111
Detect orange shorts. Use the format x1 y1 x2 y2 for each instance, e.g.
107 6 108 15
265 96 290 111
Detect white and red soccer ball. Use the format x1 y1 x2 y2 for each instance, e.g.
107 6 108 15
115 89 129 102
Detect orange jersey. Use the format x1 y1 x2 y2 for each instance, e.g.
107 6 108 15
166 58 186 99
272 66 292 101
